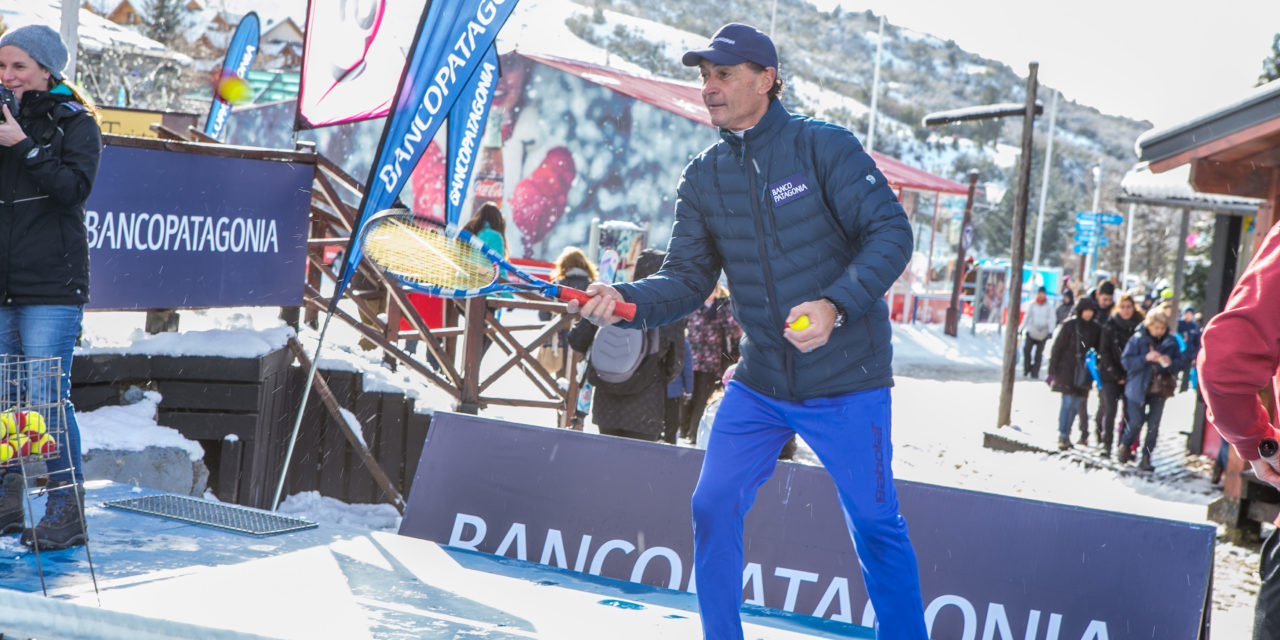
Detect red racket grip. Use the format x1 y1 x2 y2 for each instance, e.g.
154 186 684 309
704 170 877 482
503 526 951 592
557 287 636 322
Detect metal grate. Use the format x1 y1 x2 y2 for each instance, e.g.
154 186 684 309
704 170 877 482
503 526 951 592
103 494 318 536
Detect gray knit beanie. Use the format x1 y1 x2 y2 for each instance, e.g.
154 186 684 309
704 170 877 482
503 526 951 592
0 25 69 82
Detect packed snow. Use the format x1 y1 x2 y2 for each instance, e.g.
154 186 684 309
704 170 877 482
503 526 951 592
70 305 1257 636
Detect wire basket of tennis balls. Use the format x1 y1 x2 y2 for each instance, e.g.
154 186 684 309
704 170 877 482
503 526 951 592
0 410 57 467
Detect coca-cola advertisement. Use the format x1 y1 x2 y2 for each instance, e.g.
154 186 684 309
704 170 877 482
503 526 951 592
225 52 711 262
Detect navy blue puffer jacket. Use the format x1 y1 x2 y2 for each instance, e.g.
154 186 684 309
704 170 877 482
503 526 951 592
613 99 912 401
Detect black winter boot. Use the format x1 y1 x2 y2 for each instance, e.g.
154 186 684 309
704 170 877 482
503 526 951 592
21 484 86 550
1116 445 1133 464
0 472 24 535
1138 452 1155 472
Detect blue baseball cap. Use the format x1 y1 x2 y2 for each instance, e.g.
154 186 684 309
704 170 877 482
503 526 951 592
682 23 778 69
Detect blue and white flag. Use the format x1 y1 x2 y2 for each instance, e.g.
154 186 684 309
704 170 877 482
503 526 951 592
333 0 519 303
204 12 260 140
445 46 499 226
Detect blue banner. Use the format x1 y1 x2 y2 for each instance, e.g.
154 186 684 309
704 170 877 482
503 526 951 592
204 12 260 140
445 46 499 226
84 144 313 309
402 414 1215 639
334 0 520 301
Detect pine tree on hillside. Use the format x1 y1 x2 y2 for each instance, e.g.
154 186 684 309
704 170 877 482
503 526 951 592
1259 33 1280 85
143 0 186 47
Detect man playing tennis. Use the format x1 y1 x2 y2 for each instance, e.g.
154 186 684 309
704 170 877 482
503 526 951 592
572 22 929 640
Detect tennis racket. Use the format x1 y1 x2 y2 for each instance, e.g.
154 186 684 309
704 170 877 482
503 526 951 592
360 209 636 321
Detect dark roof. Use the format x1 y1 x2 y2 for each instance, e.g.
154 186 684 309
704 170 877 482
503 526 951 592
1134 79 1280 166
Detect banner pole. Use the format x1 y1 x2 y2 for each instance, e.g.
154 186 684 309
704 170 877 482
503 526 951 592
272 308 335 511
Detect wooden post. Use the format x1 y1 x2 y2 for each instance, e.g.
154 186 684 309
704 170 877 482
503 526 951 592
996 62 1039 429
456 297 487 414
945 170 980 337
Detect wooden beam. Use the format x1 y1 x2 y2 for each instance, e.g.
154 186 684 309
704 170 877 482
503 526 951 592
1151 117 1280 174
1190 159 1273 199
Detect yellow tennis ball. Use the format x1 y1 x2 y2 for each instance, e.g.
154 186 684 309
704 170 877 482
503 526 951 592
788 315 810 331
217 74 253 105
19 411 46 437
15 433 30 457
0 412 17 439
0 439 15 462
28 433 55 456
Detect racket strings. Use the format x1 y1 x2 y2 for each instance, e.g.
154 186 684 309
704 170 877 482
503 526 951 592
364 218 496 290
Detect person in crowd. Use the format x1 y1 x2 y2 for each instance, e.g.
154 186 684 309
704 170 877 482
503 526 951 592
1070 280 1116 444
571 23 929 639
1020 286 1055 378
663 337 694 444
1198 220 1280 639
1177 305 1202 393
1095 294 1143 457
1047 297 1101 451
1055 287 1076 326
0 25 103 550
680 284 741 444
1090 280 1116 323
538 246 598 381
462 202 509 354
1117 307 1186 470
568 249 685 441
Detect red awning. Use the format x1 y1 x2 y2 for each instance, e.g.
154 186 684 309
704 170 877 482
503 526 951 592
516 51 970 197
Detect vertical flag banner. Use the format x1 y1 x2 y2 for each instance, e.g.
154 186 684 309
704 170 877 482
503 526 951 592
332 0 520 302
297 0 429 128
445 46 500 226
204 12 260 140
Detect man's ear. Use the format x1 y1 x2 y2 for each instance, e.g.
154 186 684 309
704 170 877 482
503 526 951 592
759 67 776 95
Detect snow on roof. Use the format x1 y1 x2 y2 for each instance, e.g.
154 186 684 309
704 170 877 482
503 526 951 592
1134 78 1280 157
6 0 187 60
1120 163 1262 208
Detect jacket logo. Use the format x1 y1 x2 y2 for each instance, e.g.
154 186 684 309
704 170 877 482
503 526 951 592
769 173 812 207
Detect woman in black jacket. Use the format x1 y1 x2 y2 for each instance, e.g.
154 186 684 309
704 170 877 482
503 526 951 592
1094 294 1143 457
0 25 102 551
568 249 684 441
1047 297 1101 450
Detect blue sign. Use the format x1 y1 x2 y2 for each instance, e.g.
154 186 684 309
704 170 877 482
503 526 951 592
1073 243 1096 255
1097 213 1124 225
84 144 313 309
402 414 1214 639
1075 211 1098 221
1073 232 1098 244
1073 220 1097 231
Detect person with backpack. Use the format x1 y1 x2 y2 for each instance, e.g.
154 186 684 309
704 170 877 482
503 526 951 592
571 24 929 639
1046 296 1101 451
568 249 685 441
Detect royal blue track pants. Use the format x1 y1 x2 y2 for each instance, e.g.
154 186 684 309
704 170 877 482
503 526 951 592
691 381 928 640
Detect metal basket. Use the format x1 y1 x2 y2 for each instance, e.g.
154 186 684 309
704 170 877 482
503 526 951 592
0 355 67 469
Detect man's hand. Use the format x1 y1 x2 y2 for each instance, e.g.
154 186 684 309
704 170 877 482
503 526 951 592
783 299 836 353
1251 458 1280 490
0 105 27 147
566 282 626 326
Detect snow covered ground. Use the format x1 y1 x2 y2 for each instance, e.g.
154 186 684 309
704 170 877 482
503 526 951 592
71 306 1257 637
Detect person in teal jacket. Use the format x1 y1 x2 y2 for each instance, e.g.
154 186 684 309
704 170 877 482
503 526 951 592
572 23 927 640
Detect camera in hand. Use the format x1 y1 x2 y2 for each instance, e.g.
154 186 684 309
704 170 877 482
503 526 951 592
0 86 18 122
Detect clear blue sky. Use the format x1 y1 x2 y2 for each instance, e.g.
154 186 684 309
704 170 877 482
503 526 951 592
814 0 1280 131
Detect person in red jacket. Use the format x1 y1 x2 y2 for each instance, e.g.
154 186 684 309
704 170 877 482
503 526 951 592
1198 219 1280 639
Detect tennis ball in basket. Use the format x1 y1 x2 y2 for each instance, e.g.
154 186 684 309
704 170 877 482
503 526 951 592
25 433 55 456
0 439 16 462
0 412 18 438
19 411 45 437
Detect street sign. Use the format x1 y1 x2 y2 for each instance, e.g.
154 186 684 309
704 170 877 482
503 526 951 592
1096 236 1109 247
1074 233 1098 244
1073 243 1095 255
1075 212 1098 221
1074 220 1097 231
1097 213 1124 225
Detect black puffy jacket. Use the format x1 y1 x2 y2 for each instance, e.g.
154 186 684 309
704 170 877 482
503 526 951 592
0 88 102 305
